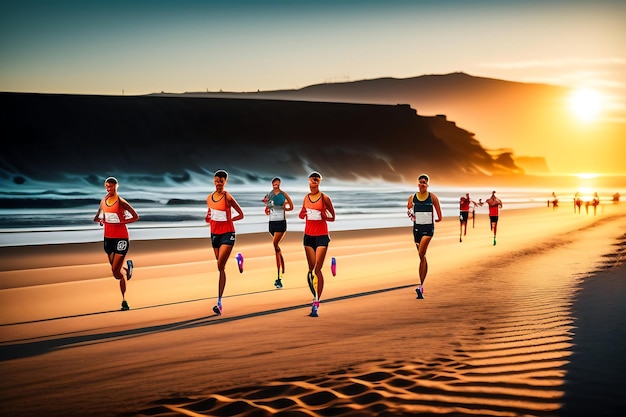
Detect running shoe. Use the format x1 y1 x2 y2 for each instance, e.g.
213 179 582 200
121 300 130 311
236 253 244 273
415 287 424 299
126 260 134 280
213 304 222 315
309 301 320 317
274 278 283 289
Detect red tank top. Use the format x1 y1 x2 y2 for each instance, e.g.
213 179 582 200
459 197 470 211
488 200 500 216
100 196 129 239
303 193 328 236
207 192 235 234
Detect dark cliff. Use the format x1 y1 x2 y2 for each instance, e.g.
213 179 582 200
0 92 520 185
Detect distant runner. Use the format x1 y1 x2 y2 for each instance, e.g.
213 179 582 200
485 191 503 246
459 193 478 242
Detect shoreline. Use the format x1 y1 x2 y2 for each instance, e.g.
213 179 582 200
2 181 624 248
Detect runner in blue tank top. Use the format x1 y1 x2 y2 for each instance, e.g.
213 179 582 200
263 177 294 289
407 174 443 299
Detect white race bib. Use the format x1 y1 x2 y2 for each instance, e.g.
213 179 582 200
210 208 227 222
414 211 432 225
270 207 285 221
306 208 322 221
104 212 121 223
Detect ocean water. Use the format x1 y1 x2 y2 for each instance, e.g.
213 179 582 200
0 172 622 247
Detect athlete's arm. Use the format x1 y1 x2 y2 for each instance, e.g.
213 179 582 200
226 192 245 222
431 193 443 223
299 197 307 219
119 198 139 224
283 191 294 211
321 194 335 222
93 206 102 223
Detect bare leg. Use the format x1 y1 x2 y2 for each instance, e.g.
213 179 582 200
305 244 327 316
313 246 328 300
273 231 286 275
109 253 127 299
493 222 498 245
304 245 316 297
416 236 432 285
215 245 233 299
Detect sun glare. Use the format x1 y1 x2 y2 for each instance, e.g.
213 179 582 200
569 88 602 122
576 173 598 179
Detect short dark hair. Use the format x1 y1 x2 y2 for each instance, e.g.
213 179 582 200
105 176 118 185
417 174 429 182
308 171 322 180
214 170 228 179
271 177 281 183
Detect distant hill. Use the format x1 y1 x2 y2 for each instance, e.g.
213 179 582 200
0 92 522 186
164 72 573 174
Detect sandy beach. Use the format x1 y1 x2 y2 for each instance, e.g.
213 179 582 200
1 203 625 417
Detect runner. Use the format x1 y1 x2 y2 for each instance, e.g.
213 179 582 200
299 171 335 317
263 177 294 289
459 193 477 242
93 177 139 311
205 169 244 315
485 190 503 246
407 174 443 299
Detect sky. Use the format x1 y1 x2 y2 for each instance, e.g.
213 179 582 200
1 0 625 174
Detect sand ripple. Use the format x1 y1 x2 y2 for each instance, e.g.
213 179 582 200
130 233 625 417
132 300 573 415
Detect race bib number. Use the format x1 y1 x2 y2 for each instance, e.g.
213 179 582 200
306 208 322 221
104 212 121 223
270 207 285 221
210 208 227 222
414 211 432 225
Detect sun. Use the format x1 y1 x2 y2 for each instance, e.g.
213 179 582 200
569 88 602 122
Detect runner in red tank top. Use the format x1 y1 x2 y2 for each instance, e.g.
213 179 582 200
485 191 503 246
205 170 244 316
93 177 139 311
298 171 335 317
459 193 478 242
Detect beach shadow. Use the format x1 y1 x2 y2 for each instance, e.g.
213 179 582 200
0 284 417 362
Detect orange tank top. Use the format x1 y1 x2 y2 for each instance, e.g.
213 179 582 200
207 192 234 234
100 196 129 239
303 193 328 236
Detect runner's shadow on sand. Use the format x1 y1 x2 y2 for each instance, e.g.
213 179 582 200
0 283 415 362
